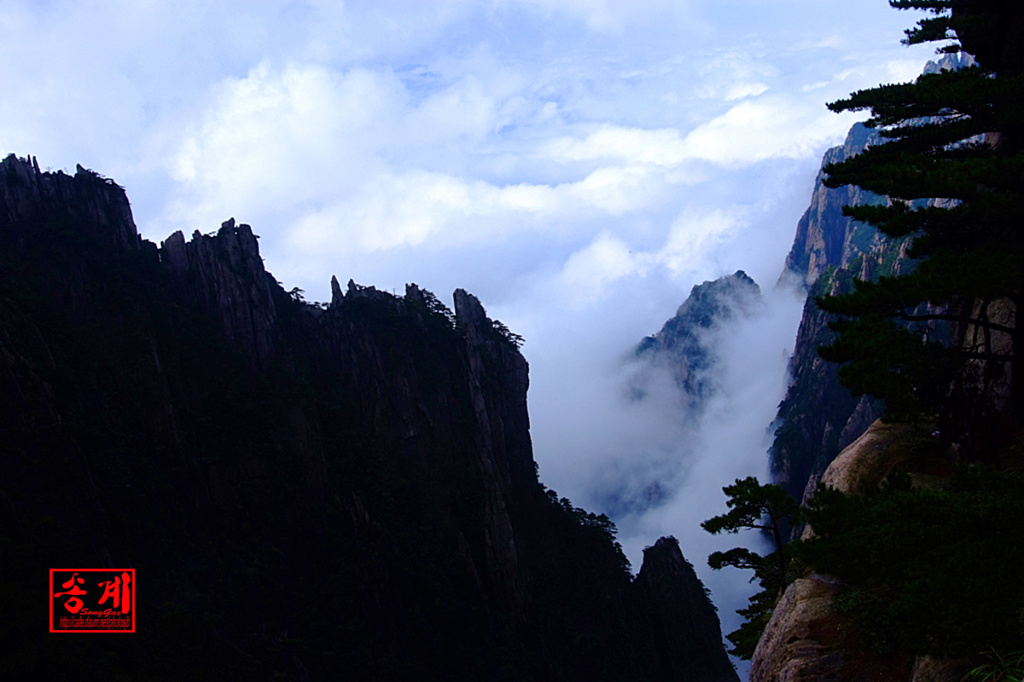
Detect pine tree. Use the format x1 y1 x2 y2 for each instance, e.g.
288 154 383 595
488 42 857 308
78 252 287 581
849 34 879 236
817 0 1024 437
701 477 801 659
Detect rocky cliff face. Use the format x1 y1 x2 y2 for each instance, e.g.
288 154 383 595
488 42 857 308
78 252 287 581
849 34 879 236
770 262 892 505
782 123 887 289
772 122 897 506
770 56 968 506
161 219 280 369
0 153 140 254
781 52 971 291
0 154 733 681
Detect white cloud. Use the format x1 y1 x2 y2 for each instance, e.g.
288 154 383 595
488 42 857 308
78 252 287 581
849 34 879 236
285 170 571 255
680 94 858 165
500 0 700 32
281 160 680 263
535 92 856 180
169 62 404 212
165 59 539 239
555 231 645 306
567 164 667 213
656 209 744 277
695 50 778 101
543 125 689 166
168 60 738 264
884 57 939 84
299 0 483 63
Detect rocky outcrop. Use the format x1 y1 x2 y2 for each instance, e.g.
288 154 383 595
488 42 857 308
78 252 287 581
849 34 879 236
634 538 740 682
795 419 918 543
161 219 279 368
0 153 139 254
754 421 973 682
816 420 916 495
749 576 850 682
753 422 914 681
749 573 915 682
636 270 760 404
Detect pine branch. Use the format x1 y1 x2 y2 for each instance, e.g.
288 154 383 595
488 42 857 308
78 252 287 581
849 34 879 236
896 310 1016 336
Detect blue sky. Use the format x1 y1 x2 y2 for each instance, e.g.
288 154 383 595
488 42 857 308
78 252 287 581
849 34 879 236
3 1 933 310
1 0 939 655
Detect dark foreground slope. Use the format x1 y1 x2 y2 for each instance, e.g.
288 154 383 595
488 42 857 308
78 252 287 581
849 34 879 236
0 154 736 681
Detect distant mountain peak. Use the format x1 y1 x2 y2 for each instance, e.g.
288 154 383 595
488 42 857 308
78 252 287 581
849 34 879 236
635 271 761 403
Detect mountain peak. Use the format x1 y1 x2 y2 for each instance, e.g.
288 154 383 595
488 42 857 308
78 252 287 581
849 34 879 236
638 270 761 359
635 536 740 682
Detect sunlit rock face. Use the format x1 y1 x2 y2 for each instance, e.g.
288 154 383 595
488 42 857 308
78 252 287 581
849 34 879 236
782 53 972 292
0 153 734 680
749 576 850 682
816 420 916 495
748 573 911 682
753 421 972 682
782 122 887 290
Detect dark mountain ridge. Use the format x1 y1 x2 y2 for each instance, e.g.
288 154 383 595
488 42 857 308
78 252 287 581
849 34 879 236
0 153 737 681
